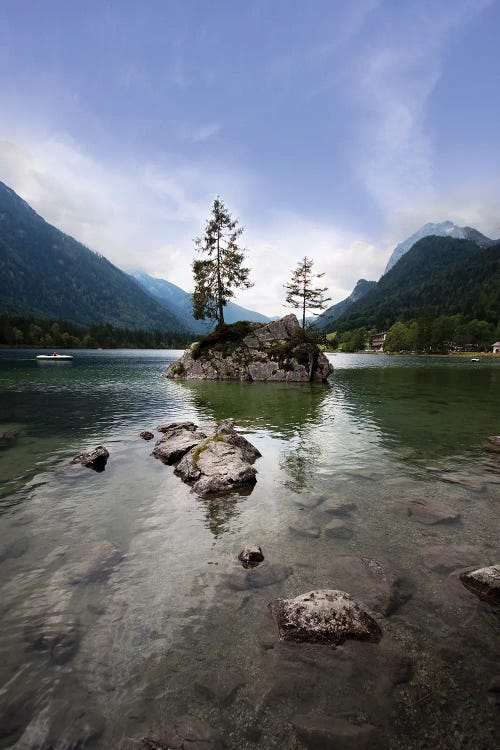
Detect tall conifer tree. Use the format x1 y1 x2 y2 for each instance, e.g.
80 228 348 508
284 257 331 328
192 197 253 328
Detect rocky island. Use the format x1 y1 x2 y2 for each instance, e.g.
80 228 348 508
165 314 333 382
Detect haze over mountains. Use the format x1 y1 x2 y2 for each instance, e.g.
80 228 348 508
0 179 498 337
0 181 269 333
130 271 271 334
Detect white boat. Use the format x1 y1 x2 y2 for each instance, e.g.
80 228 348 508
470 357 480 362
36 353 73 361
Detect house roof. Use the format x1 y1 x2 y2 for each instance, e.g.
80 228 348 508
493 342 500 346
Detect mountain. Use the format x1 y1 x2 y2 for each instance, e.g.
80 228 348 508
315 279 377 329
0 181 187 331
130 270 272 333
330 236 500 332
384 221 496 274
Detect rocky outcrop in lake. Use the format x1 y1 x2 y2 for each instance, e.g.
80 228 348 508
165 314 333 382
153 419 261 496
72 445 109 472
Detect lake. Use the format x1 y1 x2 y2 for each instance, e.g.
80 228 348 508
0 349 498 749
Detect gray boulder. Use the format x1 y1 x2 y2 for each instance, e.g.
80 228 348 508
152 422 207 465
165 314 333 383
270 589 382 646
174 420 260 496
238 544 264 568
72 445 109 472
460 564 500 605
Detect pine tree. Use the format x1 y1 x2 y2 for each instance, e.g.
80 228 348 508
192 197 253 328
284 257 331 329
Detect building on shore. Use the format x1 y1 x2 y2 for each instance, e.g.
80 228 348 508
492 341 500 353
370 332 387 352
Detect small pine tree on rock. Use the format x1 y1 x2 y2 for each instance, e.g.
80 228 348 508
284 257 331 329
192 197 253 328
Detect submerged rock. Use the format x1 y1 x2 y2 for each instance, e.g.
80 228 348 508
174 420 260 496
322 500 356 516
0 429 19 451
0 537 29 563
289 518 321 538
165 314 333 383
484 435 500 454
388 497 459 524
238 544 264 568
270 589 382 646
195 669 245 706
152 422 207 465
72 445 109 472
460 565 500 605
326 556 409 617
65 541 123 585
140 430 155 440
226 561 293 590
139 715 219 750
25 612 80 664
324 519 353 538
421 544 483 574
293 715 383 750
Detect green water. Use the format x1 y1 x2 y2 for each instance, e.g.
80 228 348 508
0 350 498 749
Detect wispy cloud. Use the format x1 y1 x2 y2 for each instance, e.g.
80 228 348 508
182 122 221 143
351 1 495 225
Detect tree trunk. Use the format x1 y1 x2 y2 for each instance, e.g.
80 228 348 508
216 231 224 327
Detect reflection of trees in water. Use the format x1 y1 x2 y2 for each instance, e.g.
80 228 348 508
281 441 320 492
195 486 254 538
176 380 332 521
333 365 500 458
175 380 330 438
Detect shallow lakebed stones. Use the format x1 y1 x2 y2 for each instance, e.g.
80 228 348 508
152 418 261 496
72 445 109 472
270 589 382 646
460 564 500 605
164 314 333 382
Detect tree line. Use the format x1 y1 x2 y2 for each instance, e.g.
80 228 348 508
0 314 192 350
329 311 500 354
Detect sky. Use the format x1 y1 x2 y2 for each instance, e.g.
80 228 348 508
0 0 499 316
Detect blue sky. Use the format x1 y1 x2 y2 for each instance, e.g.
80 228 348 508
0 0 499 314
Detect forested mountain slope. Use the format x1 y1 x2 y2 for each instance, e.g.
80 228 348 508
330 236 500 332
0 181 187 331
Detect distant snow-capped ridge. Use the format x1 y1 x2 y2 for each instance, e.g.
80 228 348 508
384 221 496 274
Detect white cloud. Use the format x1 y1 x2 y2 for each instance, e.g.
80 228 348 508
0 135 384 316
